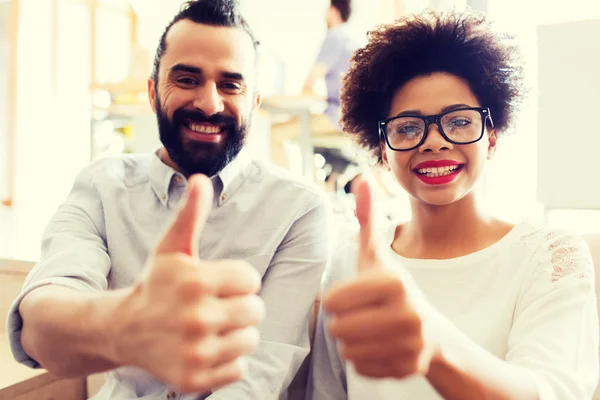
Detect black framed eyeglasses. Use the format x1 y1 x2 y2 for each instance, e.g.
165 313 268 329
378 107 494 151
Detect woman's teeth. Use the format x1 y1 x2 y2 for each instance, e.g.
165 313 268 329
416 165 460 177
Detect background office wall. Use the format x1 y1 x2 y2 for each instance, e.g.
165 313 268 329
486 0 600 230
0 2 9 202
2 0 410 260
537 19 600 211
8 0 94 260
0 0 130 259
4 0 600 261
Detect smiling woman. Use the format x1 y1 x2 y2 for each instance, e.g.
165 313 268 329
308 9 599 400
379 72 499 207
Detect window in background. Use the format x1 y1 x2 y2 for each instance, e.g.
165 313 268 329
55 0 93 195
4 0 138 260
95 5 131 84
0 1 11 202
13 0 55 259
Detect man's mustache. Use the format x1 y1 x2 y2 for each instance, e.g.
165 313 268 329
173 109 236 128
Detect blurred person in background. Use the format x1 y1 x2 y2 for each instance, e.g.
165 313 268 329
269 0 359 171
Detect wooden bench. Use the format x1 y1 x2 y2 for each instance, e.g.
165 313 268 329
0 259 88 399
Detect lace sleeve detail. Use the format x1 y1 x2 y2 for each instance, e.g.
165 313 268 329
536 230 593 283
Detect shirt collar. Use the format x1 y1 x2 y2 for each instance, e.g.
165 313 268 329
218 149 249 195
149 150 180 207
149 148 249 208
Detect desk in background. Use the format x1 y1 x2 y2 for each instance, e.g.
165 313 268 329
261 95 328 178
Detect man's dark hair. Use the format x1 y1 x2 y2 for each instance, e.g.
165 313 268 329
151 0 260 83
331 0 352 22
340 10 525 164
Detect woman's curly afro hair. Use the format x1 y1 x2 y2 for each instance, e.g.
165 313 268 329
340 9 525 163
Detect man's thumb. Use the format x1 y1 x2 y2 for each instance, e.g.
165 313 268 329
356 178 377 272
155 174 213 256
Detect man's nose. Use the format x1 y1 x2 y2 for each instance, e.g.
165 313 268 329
192 83 225 116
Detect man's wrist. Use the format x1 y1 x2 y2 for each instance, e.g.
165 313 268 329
101 286 137 367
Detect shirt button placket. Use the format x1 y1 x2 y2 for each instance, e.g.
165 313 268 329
166 390 178 400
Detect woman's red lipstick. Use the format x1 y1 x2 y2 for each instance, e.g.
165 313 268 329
413 160 464 185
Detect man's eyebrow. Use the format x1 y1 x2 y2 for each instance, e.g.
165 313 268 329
169 65 245 82
169 64 202 74
221 72 245 81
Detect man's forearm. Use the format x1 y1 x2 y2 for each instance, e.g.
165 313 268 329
19 285 129 377
426 331 538 400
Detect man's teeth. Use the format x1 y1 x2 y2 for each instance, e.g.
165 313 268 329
416 166 460 177
188 122 221 134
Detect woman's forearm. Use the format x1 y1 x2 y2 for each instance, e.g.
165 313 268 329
426 330 538 400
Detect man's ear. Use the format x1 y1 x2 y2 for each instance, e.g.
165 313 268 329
253 90 262 111
487 129 498 160
148 79 157 114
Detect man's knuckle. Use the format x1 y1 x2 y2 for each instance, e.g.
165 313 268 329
188 346 216 367
178 278 210 299
183 309 216 336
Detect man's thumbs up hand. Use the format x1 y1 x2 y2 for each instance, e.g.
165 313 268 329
109 175 265 393
324 179 438 380
154 174 213 257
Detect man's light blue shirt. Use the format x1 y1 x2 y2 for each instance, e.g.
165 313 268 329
7 149 330 399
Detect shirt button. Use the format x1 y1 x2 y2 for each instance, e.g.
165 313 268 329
166 391 176 400
221 194 227 201
174 175 183 184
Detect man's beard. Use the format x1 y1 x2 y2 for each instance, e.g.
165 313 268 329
156 97 248 177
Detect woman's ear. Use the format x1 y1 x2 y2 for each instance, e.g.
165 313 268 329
487 129 498 160
380 142 390 170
